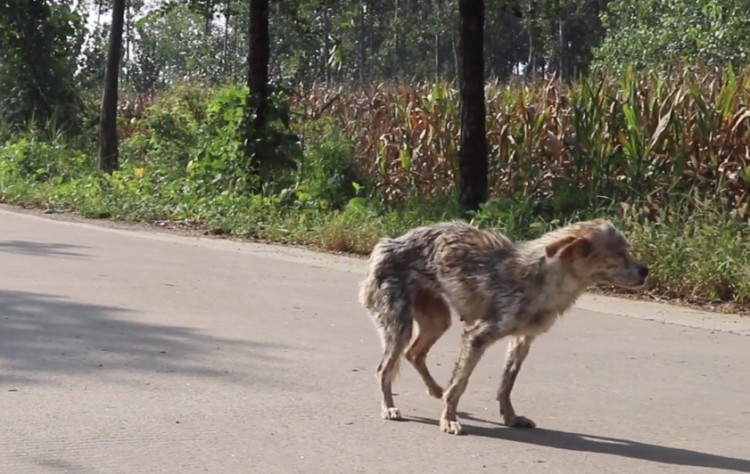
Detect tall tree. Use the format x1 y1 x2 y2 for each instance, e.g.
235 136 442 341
98 0 125 173
457 0 488 213
244 0 270 176
0 0 83 133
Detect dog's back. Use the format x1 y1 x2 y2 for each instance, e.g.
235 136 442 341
361 222 455 306
358 220 517 317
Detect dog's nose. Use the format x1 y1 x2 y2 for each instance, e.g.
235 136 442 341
638 265 649 278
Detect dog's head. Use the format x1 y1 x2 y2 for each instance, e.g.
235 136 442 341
544 219 648 288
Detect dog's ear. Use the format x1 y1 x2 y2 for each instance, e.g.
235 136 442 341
558 237 593 260
544 236 576 258
546 236 592 260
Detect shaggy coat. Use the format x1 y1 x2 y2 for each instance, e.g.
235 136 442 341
359 219 648 435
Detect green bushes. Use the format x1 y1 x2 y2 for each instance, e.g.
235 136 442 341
291 117 363 210
0 134 93 183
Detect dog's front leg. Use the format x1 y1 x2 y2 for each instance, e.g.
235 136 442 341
440 322 501 435
497 335 536 428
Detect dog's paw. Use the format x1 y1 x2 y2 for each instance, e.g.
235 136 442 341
505 415 536 429
381 407 403 420
440 418 463 435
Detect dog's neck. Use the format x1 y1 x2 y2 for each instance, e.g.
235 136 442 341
517 250 589 317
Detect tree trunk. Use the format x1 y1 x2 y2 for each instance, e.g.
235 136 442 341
358 0 365 84
457 0 488 213
98 0 125 173
393 0 400 80
368 0 374 78
231 6 239 80
450 29 459 81
222 0 231 74
527 29 534 78
434 0 441 80
323 7 331 84
245 0 270 175
204 0 213 37
558 14 564 80
124 0 130 69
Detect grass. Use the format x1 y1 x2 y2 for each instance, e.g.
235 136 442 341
2 72 750 315
3 165 748 314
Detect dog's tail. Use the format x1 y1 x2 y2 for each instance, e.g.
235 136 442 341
358 237 393 312
359 237 414 357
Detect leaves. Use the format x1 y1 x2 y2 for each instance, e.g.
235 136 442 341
0 0 85 133
596 0 750 72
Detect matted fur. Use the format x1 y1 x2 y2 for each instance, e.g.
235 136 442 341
359 219 648 435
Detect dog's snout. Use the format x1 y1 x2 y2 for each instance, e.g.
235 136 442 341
638 265 649 279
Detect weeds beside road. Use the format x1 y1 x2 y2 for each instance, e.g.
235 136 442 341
2 67 750 313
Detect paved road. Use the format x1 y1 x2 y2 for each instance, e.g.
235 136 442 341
2 206 750 474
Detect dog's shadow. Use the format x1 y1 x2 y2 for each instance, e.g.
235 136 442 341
406 413 750 473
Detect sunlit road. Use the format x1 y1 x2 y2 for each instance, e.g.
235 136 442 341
1 206 749 473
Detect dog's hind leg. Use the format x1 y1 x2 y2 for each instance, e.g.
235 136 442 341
497 335 536 428
406 290 451 399
374 302 413 421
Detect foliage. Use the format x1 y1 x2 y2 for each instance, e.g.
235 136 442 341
595 0 750 72
130 4 227 91
291 116 363 210
14 0 613 99
0 131 93 184
268 0 608 84
621 205 750 304
0 0 86 134
117 83 301 195
514 0 610 79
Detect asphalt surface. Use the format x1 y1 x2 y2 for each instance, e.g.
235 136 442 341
1 206 749 474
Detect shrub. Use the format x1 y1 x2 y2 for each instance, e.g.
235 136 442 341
292 116 364 210
0 133 92 184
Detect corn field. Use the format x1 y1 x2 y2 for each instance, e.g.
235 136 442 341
295 66 750 216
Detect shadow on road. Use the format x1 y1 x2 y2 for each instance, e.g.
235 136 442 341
0 289 296 386
0 240 89 258
407 414 750 472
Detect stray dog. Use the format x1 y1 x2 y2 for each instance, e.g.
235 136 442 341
358 219 648 435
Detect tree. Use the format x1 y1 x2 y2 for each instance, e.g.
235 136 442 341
0 0 84 133
61 0 620 96
457 0 488 213
130 4 226 91
244 0 270 176
99 0 125 172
